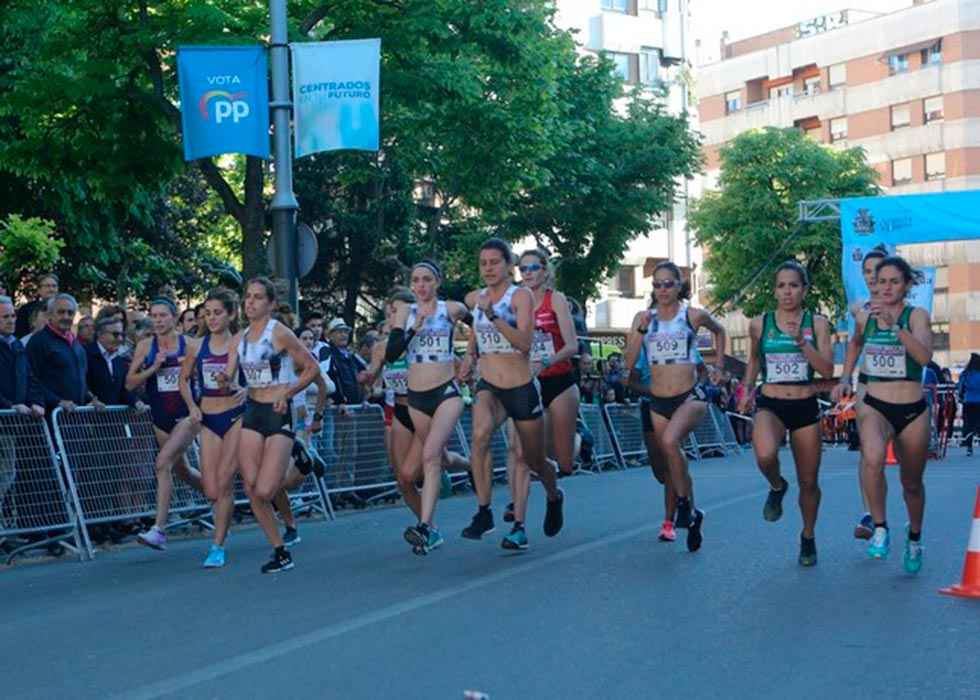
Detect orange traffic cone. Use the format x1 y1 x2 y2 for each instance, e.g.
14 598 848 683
940 487 980 599
885 440 898 466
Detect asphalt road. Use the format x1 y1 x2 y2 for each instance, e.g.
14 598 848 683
3 447 979 700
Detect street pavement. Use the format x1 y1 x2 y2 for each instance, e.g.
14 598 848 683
2 447 979 700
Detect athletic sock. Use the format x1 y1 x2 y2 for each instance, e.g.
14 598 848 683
479 504 491 514
908 530 921 542
874 522 888 530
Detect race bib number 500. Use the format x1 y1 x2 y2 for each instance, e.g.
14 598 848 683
864 344 906 379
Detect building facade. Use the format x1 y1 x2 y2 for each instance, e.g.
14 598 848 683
697 0 980 369
553 0 700 332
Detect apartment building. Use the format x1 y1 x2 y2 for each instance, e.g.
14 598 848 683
553 0 700 332
697 0 980 368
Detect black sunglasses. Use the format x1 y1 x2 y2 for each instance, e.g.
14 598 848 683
652 280 677 290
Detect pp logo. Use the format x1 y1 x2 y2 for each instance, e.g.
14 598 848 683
198 90 251 124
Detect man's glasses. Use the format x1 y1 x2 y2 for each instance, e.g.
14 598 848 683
652 280 677 290
519 263 544 273
107 331 124 338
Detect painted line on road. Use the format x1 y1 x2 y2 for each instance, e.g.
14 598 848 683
116 486 774 700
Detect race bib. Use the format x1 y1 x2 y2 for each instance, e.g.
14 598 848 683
647 331 687 362
201 362 226 391
413 330 451 358
241 360 273 388
765 352 809 383
385 369 408 395
864 344 906 379
477 325 515 354
530 331 555 363
156 366 180 393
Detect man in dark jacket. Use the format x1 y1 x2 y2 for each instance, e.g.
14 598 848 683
0 295 45 416
14 272 59 339
26 293 103 412
324 317 366 406
85 318 143 408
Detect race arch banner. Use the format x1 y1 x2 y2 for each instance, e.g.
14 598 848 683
839 190 980 314
291 39 381 157
177 45 270 161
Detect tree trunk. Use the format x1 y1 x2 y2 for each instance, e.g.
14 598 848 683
241 157 267 279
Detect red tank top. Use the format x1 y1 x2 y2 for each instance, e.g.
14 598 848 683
535 289 573 378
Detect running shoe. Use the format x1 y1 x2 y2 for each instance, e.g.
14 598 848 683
283 526 301 548
501 524 529 551
461 508 495 540
763 477 789 522
674 497 693 529
867 526 890 560
404 523 428 554
686 509 704 552
658 520 676 542
799 535 817 567
426 526 445 552
854 513 874 540
543 488 564 537
261 547 294 573
503 502 515 523
203 544 226 569
137 526 167 551
902 526 923 574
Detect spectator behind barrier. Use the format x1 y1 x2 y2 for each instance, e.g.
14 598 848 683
20 304 48 345
86 318 143 407
14 272 59 339
959 353 980 455
324 317 367 406
76 315 95 346
26 293 103 412
604 353 627 403
0 295 45 416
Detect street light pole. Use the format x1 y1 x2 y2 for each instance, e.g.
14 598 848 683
269 0 299 312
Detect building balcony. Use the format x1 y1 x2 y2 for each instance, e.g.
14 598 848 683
594 8 666 54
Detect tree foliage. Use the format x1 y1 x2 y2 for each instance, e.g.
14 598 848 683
0 215 63 295
689 128 879 319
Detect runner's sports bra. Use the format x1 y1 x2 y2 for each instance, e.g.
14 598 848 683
473 285 521 355
406 301 455 364
237 319 294 388
643 303 698 365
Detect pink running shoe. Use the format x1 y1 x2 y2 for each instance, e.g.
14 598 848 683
658 520 676 542
137 526 167 551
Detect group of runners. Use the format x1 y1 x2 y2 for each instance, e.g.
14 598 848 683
124 236 934 575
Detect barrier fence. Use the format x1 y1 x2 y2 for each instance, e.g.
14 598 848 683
4 395 746 564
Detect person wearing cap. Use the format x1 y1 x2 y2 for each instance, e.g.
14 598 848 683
324 317 367 406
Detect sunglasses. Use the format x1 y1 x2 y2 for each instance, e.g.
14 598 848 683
519 263 544 273
652 280 677 290
105 331 124 338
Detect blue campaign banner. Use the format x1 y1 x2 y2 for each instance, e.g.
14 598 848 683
291 39 380 157
177 46 270 161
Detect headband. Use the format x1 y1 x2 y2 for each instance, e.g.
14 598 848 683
151 298 178 316
412 261 442 281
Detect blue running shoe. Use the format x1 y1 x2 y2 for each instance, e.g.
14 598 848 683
854 513 873 540
203 544 226 569
426 526 445 552
903 525 923 574
867 526 890 559
501 524 529 551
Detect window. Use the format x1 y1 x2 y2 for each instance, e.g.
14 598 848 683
892 158 913 185
611 266 637 298
932 322 949 350
829 63 847 88
891 104 911 130
607 52 637 83
769 85 793 100
925 152 946 181
725 90 742 114
638 0 665 11
731 336 749 360
888 53 909 75
803 76 821 96
601 0 629 12
924 95 944 123
639 47 663 87
921 40 942 67
830 117 848 142
804 126 822 141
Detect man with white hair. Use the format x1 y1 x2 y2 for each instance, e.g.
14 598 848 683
26 293 103 412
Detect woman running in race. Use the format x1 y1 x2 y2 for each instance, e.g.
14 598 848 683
503 249 580 533
625 261 725 552
458 239 565 550
128 297 203 551
737 262 834 566
385 262 468 555
844 245 889 539
176 288 244 568
832 256 932 573
226 277 318 573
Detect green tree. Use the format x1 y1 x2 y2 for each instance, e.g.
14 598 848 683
0 214 64 295
689 127 879 318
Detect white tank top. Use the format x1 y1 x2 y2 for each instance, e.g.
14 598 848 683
643 303 698 365
237 319 294 388
473 285 521 355
405 301 455 364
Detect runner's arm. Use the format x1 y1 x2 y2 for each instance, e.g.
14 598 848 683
900 307 933 367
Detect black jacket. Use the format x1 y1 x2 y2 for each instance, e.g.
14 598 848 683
324 343 365 404
26 325 89 409
0 337 44 408
14 298 45 339
85 343 137 406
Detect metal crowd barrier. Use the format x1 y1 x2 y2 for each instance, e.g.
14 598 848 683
603 403 647 467
579 404 620 470
313 404 396 503
0 410 87 563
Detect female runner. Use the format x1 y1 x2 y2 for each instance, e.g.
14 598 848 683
625 261 725 552
738 262 833 566
129 297 203 550
458 239 564 550
833 256 932 573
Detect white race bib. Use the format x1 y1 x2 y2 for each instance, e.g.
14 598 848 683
765 352 809 383
414 331 451 357
477 325 515 354
530 331 555 363
385 369 408 395
241 360 274 388
864 344 906 379
156 366 180 393
201 362 226 391
647 331 687 362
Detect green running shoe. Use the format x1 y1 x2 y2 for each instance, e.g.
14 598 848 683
763 477 789 522
903 526 923 574
867 526 890 559
501 524 529 551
